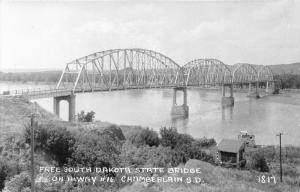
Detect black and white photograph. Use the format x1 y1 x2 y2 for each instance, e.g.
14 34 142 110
0 0 300 191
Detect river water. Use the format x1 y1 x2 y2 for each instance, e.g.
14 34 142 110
1 82 300 146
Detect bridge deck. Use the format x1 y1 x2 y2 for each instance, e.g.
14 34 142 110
1 85 178 99
1 82 274 100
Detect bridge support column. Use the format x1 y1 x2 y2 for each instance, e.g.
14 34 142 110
266 81 272 94
221 84 234 107
68 94 76 122
53 94 76 122
53 97 60 117
247 82 260 98
171 87 189 117
248 83 252 94
255 81 260 98
222 84 226 97
230 84 234 97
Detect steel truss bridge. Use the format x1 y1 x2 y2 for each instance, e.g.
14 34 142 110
5 48 274 99
56 48 273 93
3 48 275 121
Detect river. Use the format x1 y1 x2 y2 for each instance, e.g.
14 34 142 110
1 82 300 146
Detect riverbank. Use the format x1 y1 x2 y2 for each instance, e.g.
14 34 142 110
0 97 300 191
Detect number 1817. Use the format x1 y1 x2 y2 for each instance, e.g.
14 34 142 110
258 175 276 184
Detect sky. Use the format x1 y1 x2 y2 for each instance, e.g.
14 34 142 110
0 0 300 71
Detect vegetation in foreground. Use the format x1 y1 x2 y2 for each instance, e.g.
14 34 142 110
0 97 299 192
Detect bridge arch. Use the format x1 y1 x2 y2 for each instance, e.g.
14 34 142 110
231 63 258 83
183 59 232 86
56 49 182 92
254 65 274 82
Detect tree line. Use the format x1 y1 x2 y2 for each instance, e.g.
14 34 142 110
274 74 300 89
1 71 300 89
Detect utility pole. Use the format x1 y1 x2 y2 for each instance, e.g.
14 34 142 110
30 114 36 192
276 133 283 182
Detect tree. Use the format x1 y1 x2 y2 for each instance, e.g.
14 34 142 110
24 122 75 166
77 111 95 122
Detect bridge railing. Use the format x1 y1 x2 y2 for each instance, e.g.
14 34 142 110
2 88 72 97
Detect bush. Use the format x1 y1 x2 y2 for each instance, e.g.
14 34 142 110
0 159 9 191
160 127 179 149
159 127 216 166
193 138 216 148
128 128 159 147
245 150 269 172
24 122 75 166
102 125 126 141
189 142 215 163
121 142 173 168
2 171 31 192
70 127 124 174
77 110 95 122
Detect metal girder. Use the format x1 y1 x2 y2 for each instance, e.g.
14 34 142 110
231 63 258 83
56 49 182 92
253 65 274 82
183 59 232 86
183 60 274 86
57 49 275 92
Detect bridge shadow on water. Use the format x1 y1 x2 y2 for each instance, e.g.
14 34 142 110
171 116 189 134
221 106 234 121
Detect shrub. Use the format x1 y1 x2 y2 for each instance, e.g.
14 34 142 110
2 171 31 192
102 125 126 141
159 127 216 166
189 142 215 163
128 128 159 147
193 138 216 148
24 122 75 166
121 142 173 168
70 127 123 174
170 134 194 165
160 127 179 149
77 110 95 122
245 150 269 172
0 159 9 191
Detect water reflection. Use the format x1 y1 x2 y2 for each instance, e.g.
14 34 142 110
221 106 233 121
171 116 189 134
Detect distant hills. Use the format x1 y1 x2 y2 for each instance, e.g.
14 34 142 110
269 63 300 75
0 62 300 77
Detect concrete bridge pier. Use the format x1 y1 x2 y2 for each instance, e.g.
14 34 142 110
171 87 189 117
53 94 76 122
248 83 252 94
265 81 269 93
265 81 274 94
221 84 234 107
255 81 260 98
248 82 260 98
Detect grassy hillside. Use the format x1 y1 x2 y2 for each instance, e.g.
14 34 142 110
121 159 299 192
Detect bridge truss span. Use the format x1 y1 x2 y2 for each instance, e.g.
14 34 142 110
183 59 232 86
253 65 274 82
231 63 258 84
56 49 182 92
